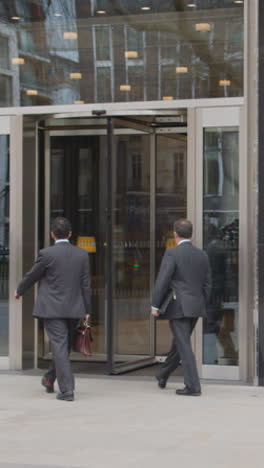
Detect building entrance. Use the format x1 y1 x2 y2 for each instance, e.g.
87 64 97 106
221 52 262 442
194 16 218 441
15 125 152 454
39 114 187 373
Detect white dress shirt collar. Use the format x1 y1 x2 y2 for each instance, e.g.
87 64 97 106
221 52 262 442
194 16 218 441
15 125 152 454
55 239 69 244
178 239 191 246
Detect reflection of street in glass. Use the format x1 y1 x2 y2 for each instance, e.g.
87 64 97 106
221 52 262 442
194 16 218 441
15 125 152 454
204 222 238 365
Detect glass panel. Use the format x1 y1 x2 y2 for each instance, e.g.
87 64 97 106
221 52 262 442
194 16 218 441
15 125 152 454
0 36 9 69
95 26 110 60
0 76 12 106
96 67 111 102
113 134 151 357
48 135 106 355
0 0 243 106
155 133 187 355
0 135 9 356
203 127 239 366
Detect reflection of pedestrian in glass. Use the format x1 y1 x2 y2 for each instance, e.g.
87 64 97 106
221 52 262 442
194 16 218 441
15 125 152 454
205 223 237 361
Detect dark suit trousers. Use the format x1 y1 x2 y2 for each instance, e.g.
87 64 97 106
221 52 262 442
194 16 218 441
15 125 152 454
157 318 200 392
44 318 79 393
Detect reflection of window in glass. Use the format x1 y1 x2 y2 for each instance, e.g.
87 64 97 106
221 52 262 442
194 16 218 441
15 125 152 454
95 27 110 60
161 65 175 98
78 149 93 209
128 66 144 101
21 60 47 88
174 152 185 184
19 28 46 55
0 36 9 69
96 67 111 102
50 149 64 213
127 27 144 59
160 32 178 60
128 152 142 190
0 76 12 106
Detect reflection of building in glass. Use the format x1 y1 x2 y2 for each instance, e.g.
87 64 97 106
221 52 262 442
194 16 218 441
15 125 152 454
0 0 243 107
203 128 239 366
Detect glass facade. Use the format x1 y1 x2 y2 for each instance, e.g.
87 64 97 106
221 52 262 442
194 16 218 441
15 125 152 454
0 135 9 356
0 0 243 107
203 127 239 366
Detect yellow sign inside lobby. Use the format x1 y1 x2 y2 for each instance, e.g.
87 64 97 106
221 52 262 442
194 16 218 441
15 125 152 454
77 236 96 253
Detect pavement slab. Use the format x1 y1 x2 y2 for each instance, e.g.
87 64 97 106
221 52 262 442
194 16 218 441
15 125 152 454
0 374 263 468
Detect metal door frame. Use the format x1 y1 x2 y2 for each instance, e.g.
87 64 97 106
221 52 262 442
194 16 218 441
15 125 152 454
193 106 246 381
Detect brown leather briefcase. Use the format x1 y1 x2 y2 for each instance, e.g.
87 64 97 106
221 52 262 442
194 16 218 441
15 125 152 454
73 320 93 356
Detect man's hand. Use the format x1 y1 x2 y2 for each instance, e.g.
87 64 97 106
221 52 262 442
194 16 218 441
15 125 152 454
151 308 159 317
14 290 20 300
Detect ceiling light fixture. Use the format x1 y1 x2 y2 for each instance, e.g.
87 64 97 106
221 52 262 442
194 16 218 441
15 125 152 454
125 51 138 59
26 90 38 96
163 96 173 100
11 16 20 20
96 10 106 14
141 7 151 10
70 73 82 79
195 23 211 32
120 85 131 91
234 1 243 3
12 57 24 65
176 66 188 73
74 100 84 104
187 3 196 7
63 32 78 40
54 13 62 17
219 79 231 86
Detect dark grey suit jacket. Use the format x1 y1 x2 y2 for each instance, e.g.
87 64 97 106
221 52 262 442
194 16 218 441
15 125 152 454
17 242 91 319
152 241 211 320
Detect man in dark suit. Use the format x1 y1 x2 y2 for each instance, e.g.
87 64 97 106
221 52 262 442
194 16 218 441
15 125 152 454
152 219 211 396
15 217 91 402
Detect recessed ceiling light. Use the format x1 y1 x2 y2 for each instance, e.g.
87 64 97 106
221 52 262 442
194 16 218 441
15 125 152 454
163 96 173 100
234 1 243 3
63 32 78 40
195 23 211 32
125 51 138 59
120 85 131 91
96 10 106 14
26 90 38 96
12 57 24 65
176 66 188 73
11 16 20 20
54 13 62 17
74 100 84 104
187 3 196 7
141 6 151 10
70 73 82 79
219 80 231 86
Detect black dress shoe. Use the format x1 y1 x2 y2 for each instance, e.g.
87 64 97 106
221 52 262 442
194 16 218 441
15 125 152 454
176 386 201 396
56 391 74 401
41 376 54 393
155 374 168 389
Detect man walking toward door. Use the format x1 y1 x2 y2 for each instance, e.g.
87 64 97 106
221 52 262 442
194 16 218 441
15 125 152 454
152 219 211 396
15 217 91 401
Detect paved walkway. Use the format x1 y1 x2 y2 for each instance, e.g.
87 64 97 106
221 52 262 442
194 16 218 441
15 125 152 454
0 373 263 468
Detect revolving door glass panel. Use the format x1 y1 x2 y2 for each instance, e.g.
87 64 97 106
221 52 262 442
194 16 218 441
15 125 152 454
112 132 153 365
48 135 107 356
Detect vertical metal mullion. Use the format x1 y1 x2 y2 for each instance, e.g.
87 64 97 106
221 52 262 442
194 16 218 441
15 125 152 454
106 117 113 374
150 131 156 356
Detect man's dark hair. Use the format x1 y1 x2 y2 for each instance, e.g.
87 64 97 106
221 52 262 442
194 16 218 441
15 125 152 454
173 219 193 239
51 217 72 239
